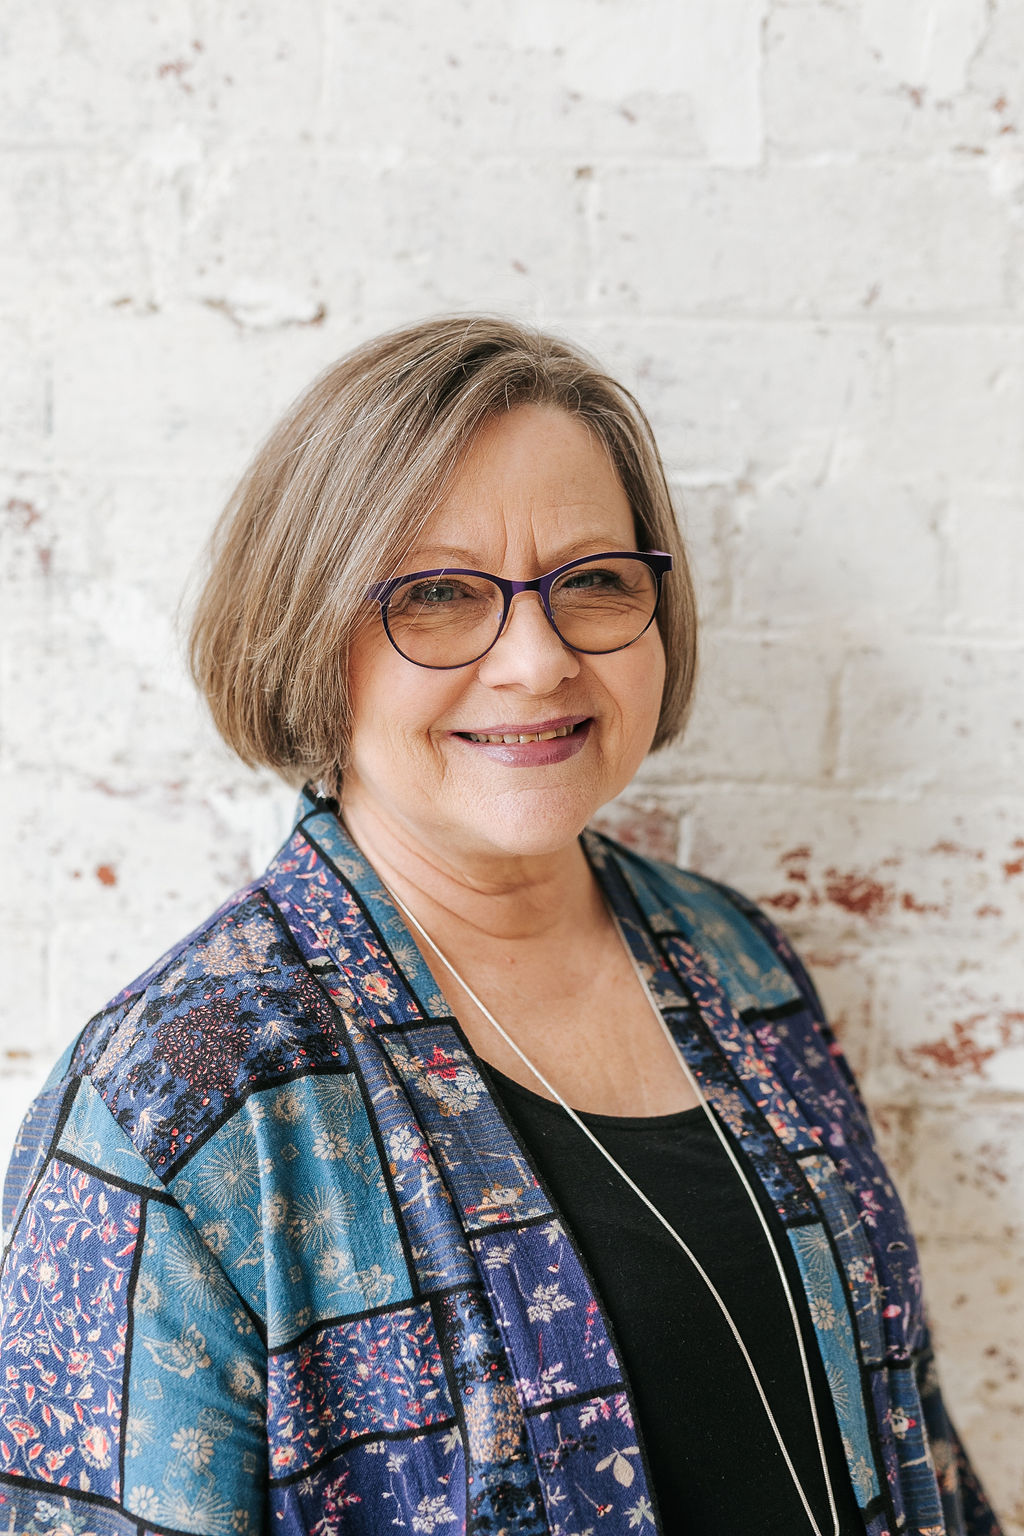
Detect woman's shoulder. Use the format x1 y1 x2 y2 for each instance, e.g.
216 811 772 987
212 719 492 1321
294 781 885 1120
12 870 347 1209
586 826 817 1012
587 824 775 917
587 828 873 1114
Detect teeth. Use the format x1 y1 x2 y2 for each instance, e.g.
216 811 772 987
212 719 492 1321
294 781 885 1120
465 724 575 744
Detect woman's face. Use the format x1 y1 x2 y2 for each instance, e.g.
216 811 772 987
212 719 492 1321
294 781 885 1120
343 404 667 868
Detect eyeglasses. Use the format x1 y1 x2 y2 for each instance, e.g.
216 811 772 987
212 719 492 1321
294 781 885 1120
366 550 672 669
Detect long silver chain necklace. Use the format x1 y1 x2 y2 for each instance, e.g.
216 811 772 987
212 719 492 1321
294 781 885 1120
382 878 841 1536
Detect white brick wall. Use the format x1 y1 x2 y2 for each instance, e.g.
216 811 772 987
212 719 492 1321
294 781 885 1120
2 0 1022 1519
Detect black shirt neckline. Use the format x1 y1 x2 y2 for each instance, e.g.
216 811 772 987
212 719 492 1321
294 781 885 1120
482 1060 708 1131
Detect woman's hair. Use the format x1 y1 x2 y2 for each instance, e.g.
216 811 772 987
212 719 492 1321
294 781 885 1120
188 314 698 790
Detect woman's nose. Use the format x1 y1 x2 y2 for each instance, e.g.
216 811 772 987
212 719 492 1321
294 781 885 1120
475 591 580 691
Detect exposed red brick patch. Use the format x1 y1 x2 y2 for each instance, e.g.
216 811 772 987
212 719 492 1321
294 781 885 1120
824 870 893 919
900 891 946 916
761 848 818 910
929 839 984 860
907 1017 998 1076
95 864 117 887
904 1009 1024 1079
975 904 1003 918
1003 857 1024 879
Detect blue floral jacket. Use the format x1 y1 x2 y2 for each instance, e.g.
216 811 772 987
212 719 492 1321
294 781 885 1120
1 794 1001 1536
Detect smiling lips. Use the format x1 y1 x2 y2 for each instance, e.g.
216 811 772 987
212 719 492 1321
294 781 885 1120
453 716 591 765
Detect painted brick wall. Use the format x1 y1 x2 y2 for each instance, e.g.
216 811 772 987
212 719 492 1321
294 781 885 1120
2 0 1022 1520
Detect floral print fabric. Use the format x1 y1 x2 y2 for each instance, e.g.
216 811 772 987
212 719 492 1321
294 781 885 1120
0 795 1001 1536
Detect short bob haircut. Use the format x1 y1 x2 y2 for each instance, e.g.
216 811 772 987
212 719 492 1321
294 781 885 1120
189 315 698 792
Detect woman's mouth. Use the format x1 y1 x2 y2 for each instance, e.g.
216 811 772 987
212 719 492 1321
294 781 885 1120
452 717 592 765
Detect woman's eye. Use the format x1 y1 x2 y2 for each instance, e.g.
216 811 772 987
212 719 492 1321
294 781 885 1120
562 567 620 591
410 582 458 605
393 578 487 613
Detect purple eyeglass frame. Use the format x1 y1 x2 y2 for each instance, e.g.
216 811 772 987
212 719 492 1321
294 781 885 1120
366 549 673 669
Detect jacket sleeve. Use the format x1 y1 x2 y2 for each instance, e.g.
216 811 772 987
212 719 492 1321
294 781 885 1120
915 1330 1004 1536
1 1065 267 1536
724 887 1005 1536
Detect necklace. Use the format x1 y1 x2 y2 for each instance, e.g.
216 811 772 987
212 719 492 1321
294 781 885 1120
383 878 842 1536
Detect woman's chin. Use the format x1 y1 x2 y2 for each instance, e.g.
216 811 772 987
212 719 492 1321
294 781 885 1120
444 791 602 864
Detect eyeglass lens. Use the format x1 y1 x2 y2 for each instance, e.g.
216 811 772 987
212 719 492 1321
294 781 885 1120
384 555 660 668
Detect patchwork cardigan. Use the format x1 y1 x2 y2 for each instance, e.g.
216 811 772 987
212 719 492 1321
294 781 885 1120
0 793 1002 1536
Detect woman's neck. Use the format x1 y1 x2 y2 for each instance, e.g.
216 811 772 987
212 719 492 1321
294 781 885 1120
340 793 606 948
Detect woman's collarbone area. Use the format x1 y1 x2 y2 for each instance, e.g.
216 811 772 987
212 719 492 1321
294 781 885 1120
450 955 698 1118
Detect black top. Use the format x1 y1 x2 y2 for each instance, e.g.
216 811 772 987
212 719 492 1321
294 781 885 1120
486 1065 864 1536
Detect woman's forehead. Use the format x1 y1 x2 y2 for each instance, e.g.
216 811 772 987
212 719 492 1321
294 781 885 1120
445 404 624 503
409 407 635 567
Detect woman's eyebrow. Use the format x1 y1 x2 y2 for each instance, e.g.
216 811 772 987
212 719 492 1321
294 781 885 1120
405 540 623 570
404 546 482 567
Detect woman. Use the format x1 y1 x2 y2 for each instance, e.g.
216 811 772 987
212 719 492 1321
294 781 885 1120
0 318 1001 1536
